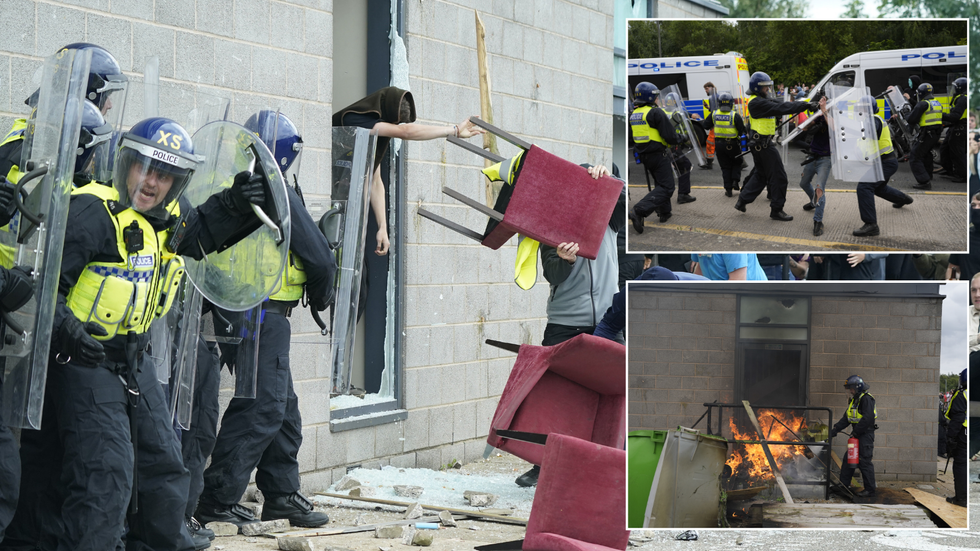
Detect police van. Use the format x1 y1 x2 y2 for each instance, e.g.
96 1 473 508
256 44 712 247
805 45 966 117
628 52 751 116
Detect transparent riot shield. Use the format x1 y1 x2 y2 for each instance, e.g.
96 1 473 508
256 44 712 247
826 85 884 183
1 49 92 429
325 126 376 395
170 278 202 429
780 89 793 159
148 316 175 384
144 57 160 118
181 121 291 311
662 85 705 167
884 85 914 144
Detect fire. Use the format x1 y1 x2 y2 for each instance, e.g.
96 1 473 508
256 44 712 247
725 409 811 482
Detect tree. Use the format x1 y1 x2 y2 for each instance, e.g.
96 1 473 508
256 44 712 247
718 0 809 18
842 0 868 17
877 0 971 17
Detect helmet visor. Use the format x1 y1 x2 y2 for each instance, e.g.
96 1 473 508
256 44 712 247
113 137 196 220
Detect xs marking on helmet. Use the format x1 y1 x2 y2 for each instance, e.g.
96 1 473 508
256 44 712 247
156 130 184 150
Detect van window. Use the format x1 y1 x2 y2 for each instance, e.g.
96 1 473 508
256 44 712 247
829 71 855 88
629 75 687 99
865 68 921 96
923 64 966 95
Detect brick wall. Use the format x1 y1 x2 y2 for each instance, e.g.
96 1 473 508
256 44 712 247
628 289 944 482
0 1 615 492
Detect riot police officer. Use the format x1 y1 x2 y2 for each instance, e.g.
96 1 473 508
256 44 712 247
734 72 815 222
0 265 34 542
628 82 683 231
5 117 265 550
904 82 944 190
830 375 877 498
197 111 335 529
945 369 967 507
699 92 745 197
851 95 914 237
942 77 968 183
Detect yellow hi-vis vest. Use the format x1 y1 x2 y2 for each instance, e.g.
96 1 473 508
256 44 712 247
876 115 894 155
919 99 943 127
629 105 668 146
951 94 967 120
482 150 538 290
846 391 877 424
747 95 775 136
0 119 28 269
65 185 185 339
269 251 307 302
946 388 968 428
712 111 738 139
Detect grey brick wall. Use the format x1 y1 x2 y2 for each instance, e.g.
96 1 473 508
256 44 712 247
628 290 945 482
1 1 615 494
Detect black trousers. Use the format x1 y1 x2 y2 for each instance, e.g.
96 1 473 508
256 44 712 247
952 428 968 500
738 144 788 211
4 358 193 551
949 124 967 179
201 312 302 505
715 138 742 193
0 373 19 543
909 129 941 184
673 149 692 196
633 149 675 218
839 432 876 493
856 155 906 224
181 338 221 519
542 323 595 346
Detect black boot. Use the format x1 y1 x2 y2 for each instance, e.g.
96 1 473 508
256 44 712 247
658 210 672 223
186 516 215 541
195 499 258 531
262 492 329 528
770 210 793 221
802 202 815 211
725 188 733 197
946 496 967 507
853 223 880 237
892 194 914 208
912 182 932 190
677 194 696 204
734 199 747 212
516 465 540 487
813 221 824 236
629 209 644 234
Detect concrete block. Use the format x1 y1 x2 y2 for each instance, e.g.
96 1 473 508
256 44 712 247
464 362 488 401
174 31 215 84
441 442 466 469
349 486 376 497
241 518 289 535
390 453 417 469
394 485 424 499
197 0 235 37
252 46 286 95
214 39 251 90
346 426 377 464
416 448 441 470
375 419 405 458
412 529 434 546
316 425 347 470
405 502 425 519
453 401 477 441
234 0 271 43
298 425 317 473
464 491 498 507
429 405 455 446
277 536 316 551
439 510 457 526
464 439 489 463
287 53 319 101
36 4 86 57
206 521 240 536
154 0 195 27
376 524 407 538
304 8 331 57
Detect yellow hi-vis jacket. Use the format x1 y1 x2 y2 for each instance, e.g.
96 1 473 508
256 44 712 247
481 151 537 290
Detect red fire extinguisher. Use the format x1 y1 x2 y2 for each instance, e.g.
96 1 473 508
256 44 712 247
846 434 859 465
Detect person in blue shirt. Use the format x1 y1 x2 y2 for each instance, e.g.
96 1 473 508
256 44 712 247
593 266 707 343
691 254 768 280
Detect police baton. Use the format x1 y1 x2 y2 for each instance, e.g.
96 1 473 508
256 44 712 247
943 454 951 475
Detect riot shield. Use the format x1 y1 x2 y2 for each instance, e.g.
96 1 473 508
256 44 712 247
826 85 884 183
170 278 202 429
325 126 376 395
780 89 793 159
181 121 291 311
884 85 914 144
662 85 705 166
144 57 160 118
1 49 92 429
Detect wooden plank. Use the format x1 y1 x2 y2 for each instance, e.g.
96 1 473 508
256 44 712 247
762 503 937 529
474 11 502 207
905 487 967 528
269 515 445 538
726 487 767 501
313 492 528 526
742 401 794 504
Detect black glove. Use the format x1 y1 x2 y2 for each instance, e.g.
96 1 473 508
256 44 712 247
225 170 268 214
0 179 15 227
310 286 336 312
0 266 33 313
57 316 108 367
829 429 838 439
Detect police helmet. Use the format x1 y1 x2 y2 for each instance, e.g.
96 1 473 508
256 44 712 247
244 110 304 173
916 82 933 98
859 95 879 115
953 77 967 95
75 99 114 176
112 117 197 221
718 92 734 112
634 82 659 106
748 72 773 96
61 43 127 112
843 375 868 393
960 368 967 389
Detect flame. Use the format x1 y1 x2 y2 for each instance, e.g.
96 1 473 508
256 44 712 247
725 409 811 482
